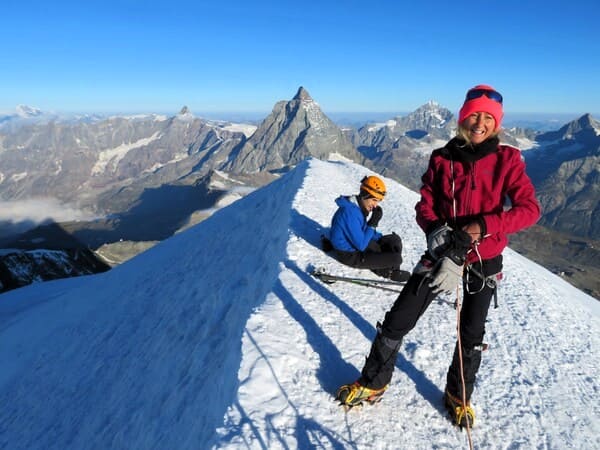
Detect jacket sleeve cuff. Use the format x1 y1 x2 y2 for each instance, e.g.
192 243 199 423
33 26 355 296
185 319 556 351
425 220 446 236
476 215 487 237
482 214 500 236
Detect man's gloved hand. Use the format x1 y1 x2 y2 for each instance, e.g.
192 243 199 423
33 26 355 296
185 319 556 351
367 206 383 228
426 225 453 259
428 256 464 294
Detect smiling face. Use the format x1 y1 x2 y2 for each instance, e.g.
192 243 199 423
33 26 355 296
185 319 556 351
461 112 497 145
359 196 380 214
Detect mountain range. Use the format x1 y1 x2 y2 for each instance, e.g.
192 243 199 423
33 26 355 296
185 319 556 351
0 87 598 298
523 114 600 239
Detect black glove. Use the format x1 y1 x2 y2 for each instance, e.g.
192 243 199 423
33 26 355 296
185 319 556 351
426 225 453 259
427 226 471 263
367 206 383 227
443 229 472 265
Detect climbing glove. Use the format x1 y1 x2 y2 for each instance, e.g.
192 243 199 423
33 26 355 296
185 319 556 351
367 206 383 228
429 256 464 294
426 225 455 259
427 228 471 294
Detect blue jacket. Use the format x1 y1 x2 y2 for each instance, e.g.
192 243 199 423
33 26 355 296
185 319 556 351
329 195 382 252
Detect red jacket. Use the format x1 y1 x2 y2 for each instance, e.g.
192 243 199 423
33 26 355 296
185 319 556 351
416 138 541 263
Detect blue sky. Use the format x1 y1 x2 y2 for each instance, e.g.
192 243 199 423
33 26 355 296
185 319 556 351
1 1 598 117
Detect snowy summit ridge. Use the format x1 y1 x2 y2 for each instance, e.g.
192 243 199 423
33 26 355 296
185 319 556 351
0 159 598 449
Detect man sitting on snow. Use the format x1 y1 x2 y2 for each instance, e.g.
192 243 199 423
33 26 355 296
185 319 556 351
324 175 410 282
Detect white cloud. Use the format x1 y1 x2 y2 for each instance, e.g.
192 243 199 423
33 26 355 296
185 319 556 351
0 198 96 224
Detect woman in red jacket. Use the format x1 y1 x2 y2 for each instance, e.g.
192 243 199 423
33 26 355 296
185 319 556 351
336 85 541 427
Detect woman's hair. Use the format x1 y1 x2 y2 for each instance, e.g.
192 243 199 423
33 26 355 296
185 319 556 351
456 122 500 145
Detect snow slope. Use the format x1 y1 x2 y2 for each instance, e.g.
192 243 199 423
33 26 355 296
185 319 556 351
0 158 598 450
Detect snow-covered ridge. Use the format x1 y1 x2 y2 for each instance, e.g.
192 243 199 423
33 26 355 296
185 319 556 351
0 158 598 449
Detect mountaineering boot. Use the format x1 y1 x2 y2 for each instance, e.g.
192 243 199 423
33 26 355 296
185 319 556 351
444 389 476 428
371 267 410 282
371 267 393 279
336 381 388 407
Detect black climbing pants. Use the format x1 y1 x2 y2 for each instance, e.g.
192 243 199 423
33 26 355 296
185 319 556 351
334 233 403 272
359 267 496 402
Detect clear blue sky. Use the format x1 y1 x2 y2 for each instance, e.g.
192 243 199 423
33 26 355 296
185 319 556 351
1 0 598 117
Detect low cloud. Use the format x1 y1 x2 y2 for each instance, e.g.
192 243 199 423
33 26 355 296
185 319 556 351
0 198 97 235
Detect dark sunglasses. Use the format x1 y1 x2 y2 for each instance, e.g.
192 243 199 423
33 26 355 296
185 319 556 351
465 88 503 104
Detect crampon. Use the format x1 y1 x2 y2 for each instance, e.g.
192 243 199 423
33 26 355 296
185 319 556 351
444 389 476 428
335 382 388 410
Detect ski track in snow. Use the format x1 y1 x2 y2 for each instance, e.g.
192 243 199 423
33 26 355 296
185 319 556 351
0 158 598 450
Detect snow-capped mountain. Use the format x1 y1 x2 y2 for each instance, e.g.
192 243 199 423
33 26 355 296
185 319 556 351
0 87 362 223
0 107 251 215
374 100 452 136
15 104 43 118
224 87 362 173
357 100 454 151
523 114 600 239
349 101 455 191
0 105 58 131
537 113 600 144
0 159 597 449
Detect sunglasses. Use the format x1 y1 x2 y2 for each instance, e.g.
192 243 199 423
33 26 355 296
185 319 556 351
465 88 503 104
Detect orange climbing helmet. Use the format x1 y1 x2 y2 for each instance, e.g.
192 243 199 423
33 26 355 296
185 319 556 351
360 175 386 200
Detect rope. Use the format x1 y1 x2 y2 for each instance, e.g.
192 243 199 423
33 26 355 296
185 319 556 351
455 276 474 450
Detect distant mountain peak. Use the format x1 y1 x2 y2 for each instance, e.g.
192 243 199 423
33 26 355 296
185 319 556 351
225 87 359 172
16 104 43 118
575 113 596 128
293 86 313 102
414 100 446 113
178 106 191 115
558 113 600 137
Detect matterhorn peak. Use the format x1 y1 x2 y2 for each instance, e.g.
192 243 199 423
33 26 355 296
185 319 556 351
175 106 195 122
293 86 313 102
224 87 360 173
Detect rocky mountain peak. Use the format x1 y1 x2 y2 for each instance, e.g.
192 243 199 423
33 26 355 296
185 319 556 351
178 106 190 115
398 101 454 131
224 87 360 173
553 113 599 140
293 86 313 102
574 113 598 130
